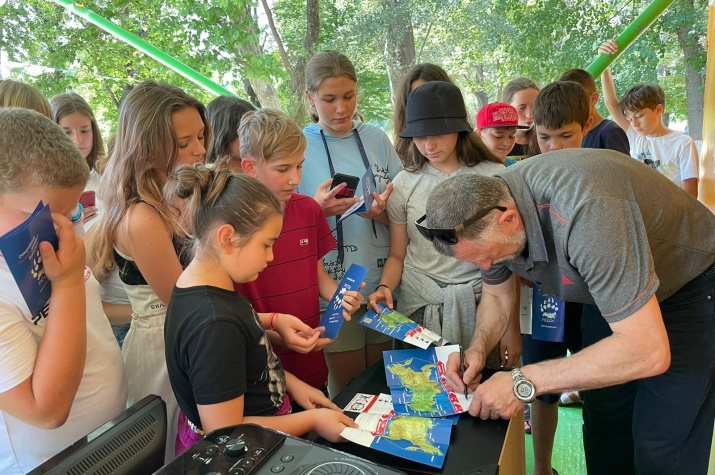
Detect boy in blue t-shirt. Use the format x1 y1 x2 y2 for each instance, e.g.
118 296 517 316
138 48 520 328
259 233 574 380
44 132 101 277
558 68 630 155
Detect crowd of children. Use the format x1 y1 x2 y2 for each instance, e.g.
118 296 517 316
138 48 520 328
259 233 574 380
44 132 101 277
0 33 705 475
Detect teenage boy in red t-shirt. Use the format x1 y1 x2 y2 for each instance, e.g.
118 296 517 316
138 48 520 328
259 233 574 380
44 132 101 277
235 109 364 394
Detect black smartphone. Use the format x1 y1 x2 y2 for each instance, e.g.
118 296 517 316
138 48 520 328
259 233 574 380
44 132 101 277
331 173 360 199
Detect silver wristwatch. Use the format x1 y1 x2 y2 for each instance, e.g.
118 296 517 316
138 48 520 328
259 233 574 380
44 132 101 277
511 368 536 403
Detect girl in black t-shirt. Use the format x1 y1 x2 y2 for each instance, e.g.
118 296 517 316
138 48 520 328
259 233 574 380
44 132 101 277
164 162 357 455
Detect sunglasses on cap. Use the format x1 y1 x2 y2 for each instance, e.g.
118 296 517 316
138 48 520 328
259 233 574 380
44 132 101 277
415 206 507 245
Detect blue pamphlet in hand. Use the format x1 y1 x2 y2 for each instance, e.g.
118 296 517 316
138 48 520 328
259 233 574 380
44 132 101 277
338 168 378 223
360 303 445 349
531 285 565 342
319 263 368 339
0 202 58 324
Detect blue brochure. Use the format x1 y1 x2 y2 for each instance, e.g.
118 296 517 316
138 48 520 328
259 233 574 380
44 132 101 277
340 413 453 468
531 285 565 342
360 303 445 349
319 263 368 339
338 168 378 223
0 202 58 323
384 345 472 417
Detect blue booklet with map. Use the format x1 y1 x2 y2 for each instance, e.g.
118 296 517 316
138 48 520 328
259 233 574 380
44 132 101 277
384 345 472 417
340 412 453 468
0 202 57 323
360 303 445 349
319 263 368 339
338 168 377 223
531 285 565 342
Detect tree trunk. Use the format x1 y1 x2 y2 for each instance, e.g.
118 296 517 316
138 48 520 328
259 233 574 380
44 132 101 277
676 27 704 140
242 78 262 108
383 0 416 106
233 4 281 110
474 63 489 111
289 0 319 126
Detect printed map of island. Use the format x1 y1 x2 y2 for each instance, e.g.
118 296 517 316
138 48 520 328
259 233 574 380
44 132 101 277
359 303 443 349
384 346 469 417
373 415 452 468
340 413 452 469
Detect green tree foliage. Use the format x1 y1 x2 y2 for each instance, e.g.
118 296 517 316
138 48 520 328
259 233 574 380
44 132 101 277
0 0 706 138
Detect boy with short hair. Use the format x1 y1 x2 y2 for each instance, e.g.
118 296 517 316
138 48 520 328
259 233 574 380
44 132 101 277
598 37 699 197
0 108 127 474
526 81 611 475
533 80 593 152
235 109 364 396
558 68 630 155
476 102 530 166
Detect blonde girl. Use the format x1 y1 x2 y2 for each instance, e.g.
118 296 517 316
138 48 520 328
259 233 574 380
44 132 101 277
0 78 52 118
90 79 212 462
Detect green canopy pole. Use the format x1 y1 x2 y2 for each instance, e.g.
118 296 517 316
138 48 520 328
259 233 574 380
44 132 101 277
50 0 239 98
586 0 677 77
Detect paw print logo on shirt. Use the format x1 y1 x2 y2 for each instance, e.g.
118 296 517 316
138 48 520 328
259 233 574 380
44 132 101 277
539 297 559 321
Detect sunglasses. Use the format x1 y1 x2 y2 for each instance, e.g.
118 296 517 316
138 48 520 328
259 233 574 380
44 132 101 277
415 206 507 245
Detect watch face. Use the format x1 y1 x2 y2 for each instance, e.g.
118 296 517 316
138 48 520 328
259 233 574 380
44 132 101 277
516 381 534 399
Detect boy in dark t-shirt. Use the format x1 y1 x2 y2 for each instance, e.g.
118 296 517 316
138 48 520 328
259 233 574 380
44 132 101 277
559 68 629 155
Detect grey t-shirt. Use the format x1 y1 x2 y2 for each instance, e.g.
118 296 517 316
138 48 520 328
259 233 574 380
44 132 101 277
482 148 714 322
387 162 505 284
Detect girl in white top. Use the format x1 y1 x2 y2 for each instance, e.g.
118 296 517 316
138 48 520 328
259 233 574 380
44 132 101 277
89 80 211 462
50 93 104 226
50 93 133 346
368 81 518 367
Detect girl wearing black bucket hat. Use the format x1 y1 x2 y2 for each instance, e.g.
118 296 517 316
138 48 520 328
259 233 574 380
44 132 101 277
391 63 453 162
367 81 519 370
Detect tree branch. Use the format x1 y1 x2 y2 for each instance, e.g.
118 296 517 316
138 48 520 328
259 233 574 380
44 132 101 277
417 20 434 63
95 68 121 110
259 0 293 75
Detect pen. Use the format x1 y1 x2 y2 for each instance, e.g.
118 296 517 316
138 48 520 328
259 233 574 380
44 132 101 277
460 346 467 399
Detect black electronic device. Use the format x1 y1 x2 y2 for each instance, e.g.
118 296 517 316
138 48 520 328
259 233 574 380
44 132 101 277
28 395 167 475
330 173 360 199
156 423 407 475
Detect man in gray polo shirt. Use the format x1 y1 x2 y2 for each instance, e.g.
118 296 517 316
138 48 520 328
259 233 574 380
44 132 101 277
420 148 714 475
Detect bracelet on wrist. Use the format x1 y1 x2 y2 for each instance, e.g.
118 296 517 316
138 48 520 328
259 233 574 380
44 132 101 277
269 312 278 331
376 284 390 292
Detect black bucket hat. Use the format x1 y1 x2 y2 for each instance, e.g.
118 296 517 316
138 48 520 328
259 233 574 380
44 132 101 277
399 81 473 138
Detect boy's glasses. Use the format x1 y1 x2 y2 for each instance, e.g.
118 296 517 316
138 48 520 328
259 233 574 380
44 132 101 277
415 206 507 245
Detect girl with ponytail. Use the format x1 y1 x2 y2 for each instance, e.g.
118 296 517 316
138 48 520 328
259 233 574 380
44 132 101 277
164 162 356 454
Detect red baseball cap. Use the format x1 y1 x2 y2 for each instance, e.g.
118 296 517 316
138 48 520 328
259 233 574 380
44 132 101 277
476 103 531 130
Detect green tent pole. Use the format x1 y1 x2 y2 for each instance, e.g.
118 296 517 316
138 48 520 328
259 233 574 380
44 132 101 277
50 0 239 98
586 0 677 77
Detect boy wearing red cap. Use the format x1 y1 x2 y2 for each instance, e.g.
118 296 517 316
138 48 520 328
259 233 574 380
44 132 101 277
476 102 530 167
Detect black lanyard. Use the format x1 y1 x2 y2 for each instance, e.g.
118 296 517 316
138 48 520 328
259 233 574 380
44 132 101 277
320 127 374 264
